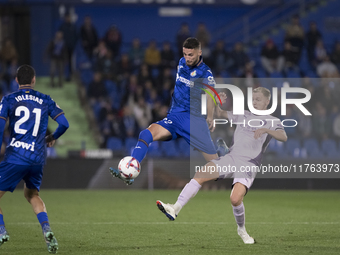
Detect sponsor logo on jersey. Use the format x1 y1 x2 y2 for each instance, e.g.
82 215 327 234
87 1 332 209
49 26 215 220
9 138 35 151
176 76 194 87
207 76 216 85
190 70 197 77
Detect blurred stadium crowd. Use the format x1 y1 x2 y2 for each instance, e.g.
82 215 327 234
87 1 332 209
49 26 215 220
1 12 340 159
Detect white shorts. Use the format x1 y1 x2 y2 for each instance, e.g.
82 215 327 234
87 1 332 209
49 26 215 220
211 153 258 189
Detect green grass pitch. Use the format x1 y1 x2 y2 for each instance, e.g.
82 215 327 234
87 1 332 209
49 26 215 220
0 189 339 255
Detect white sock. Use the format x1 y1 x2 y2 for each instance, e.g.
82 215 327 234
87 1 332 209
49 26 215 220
173 202 182 215
175 179 202 214
232 202 245 228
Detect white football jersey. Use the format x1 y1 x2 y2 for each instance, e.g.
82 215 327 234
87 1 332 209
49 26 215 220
227 110 284 162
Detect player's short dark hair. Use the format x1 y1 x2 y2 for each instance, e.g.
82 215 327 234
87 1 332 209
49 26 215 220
16 65 35 85
183 37 201 50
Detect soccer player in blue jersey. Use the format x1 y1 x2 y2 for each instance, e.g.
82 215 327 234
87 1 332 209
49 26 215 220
110 37 225 184
0 65 69 253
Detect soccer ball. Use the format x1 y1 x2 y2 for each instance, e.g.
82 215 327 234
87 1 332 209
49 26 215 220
118 156 141 179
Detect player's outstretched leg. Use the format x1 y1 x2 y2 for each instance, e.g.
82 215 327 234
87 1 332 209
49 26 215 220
156 201 177 221
42 224 59 254
0 225 9 247
109 167 134 185
216 138 229 157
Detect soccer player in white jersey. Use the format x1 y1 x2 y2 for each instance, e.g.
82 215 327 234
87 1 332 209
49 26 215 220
157 87 288 244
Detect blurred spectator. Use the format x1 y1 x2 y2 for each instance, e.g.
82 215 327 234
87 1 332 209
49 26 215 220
94 50 116 81
330 42 340 70
121 105 139 138
93 40 109 63
316 55 339 78
46 31 67 88
160 80 173 106
2 58 18 89
176 23 191 56
133 97 152 130
101 111 124 148
332 106 340 140
312 103 332 141
87 72 107 102
80 15 98 60
313 40 327 66
260 39 284 74
128 38 144 72
59 13 78 81
144 40 161 69
160 41 176 69
211 40 231 75
281 41 300 74
156 67 174 92
122 74 140 107
239 62 259 88
229 42 250 76
116 53 132 78
0 38 18 67
138 63 153 85
284 15 304 61
103 25 122 59
195 23 211 48
306 21 322 64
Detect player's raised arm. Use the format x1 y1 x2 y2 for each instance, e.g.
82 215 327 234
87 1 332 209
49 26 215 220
215 92 228 119
206 88 216 131
254 128 287 142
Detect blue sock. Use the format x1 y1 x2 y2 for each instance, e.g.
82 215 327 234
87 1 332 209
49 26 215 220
131 129 153 163
37 212 50 228
0 214 4 226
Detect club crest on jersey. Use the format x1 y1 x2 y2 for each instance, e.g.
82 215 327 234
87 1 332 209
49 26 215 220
9 138 35 151
190 70 197 77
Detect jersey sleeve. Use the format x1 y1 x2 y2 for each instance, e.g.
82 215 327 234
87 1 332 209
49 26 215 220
48 97 64 120
0 96 9 121
226 111 244 123
269 117 284 131
202 69 216 88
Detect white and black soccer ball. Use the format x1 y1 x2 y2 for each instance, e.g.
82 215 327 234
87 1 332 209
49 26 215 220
118 156 141 179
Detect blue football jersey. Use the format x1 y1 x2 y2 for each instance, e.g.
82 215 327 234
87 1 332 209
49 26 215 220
169 56 216 116
0 86 64 165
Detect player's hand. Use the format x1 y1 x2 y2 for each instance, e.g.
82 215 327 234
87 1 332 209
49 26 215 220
218 92 227 105
45 134 56 147
207 117 215 132
254 128 268 139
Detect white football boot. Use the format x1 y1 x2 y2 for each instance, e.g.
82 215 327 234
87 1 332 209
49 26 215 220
237 226 255 244
156 200 177 221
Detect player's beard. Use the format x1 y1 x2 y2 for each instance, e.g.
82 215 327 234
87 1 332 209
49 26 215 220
186 56 199 67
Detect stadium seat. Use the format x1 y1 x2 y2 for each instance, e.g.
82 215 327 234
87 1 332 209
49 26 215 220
303 138 322 158
125 137 138 155
107 137 123 151
148 141 162 158
177 138 190 157
104 80 118 95
80 69 93 89
161 140 179 157
321 139 339 158
285 138 301 157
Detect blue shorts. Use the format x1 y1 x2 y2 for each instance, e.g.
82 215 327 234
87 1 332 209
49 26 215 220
156 112 216 155
0 162 44 192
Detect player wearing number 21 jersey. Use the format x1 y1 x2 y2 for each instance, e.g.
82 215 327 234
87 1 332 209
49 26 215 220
0 65 69 253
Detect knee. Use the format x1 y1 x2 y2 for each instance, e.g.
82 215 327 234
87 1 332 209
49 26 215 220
24 191 38 202
230 194 243 207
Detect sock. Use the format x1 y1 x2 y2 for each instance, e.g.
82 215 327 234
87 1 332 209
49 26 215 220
175 179 202 213
232 202 245 228
37 212 50 228
131 129 153 163
0 214 4 226
173 202 182 215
